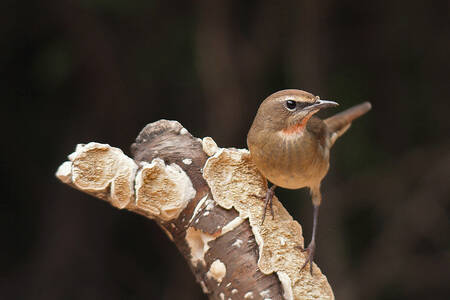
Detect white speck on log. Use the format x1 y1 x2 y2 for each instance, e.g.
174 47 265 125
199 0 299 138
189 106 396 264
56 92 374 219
221 216 245 235
199 281 209 294
180 127 188 135
260 289 270 298
185 227 215 267
188 194 208 224
207 259 226 284
232 239 243 248
202 136 219 156
182 158 192 165
205 200 215 210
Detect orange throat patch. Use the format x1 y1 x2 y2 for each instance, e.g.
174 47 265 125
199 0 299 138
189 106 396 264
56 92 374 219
281 115 312 135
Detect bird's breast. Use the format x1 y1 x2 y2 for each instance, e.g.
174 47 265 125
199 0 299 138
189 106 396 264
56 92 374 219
248 131 330 189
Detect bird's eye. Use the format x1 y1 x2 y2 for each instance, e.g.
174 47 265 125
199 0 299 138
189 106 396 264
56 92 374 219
285 100 297 110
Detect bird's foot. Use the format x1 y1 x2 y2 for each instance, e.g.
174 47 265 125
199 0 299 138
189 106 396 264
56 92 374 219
296 240 316 275
260 185 276 225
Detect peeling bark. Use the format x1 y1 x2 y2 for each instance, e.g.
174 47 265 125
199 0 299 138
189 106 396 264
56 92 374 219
55 120 334 300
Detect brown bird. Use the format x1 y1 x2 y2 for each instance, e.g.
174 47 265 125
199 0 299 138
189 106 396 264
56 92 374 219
247 89 371 274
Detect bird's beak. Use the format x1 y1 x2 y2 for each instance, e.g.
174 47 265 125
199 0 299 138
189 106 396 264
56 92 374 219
308 99 339 110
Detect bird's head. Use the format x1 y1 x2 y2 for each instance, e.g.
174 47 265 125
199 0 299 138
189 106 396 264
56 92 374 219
252 89 338 135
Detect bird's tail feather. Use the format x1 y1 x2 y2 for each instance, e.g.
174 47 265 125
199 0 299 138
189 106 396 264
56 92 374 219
325 101 371 145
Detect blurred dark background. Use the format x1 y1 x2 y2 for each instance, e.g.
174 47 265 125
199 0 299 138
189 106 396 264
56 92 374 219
1 0 449 299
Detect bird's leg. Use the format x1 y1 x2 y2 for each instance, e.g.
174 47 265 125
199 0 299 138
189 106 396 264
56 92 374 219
299 204 319 275
297 185 321 275
261 184 277 225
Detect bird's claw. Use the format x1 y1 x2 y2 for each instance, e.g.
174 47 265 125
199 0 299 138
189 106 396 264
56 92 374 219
296 241 316 275
260 186 276 225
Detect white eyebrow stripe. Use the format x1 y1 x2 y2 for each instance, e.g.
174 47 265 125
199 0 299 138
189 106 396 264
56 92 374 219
276 95 317 104
277 95 298 102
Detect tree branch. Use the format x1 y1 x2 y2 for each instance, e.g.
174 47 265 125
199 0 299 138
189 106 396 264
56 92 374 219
55 120 334 300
